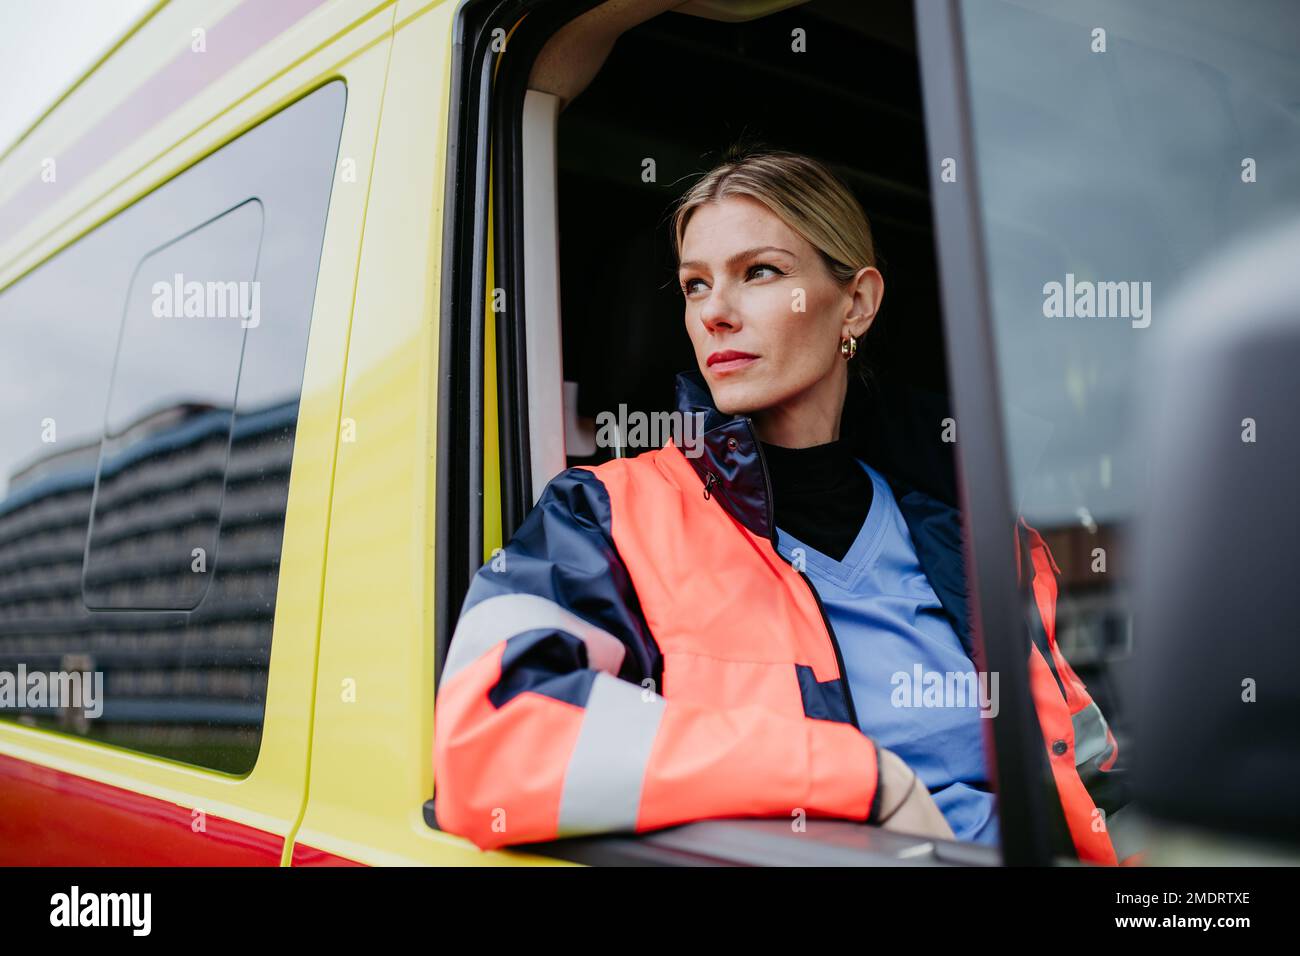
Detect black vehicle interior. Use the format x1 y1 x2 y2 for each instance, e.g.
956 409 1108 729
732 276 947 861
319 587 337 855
554 0 949 467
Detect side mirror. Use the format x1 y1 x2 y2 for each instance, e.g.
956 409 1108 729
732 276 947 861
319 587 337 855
1129 216 1300 849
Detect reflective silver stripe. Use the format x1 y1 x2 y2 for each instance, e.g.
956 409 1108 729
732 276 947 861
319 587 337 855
557 672 666 837
442 593 627 685
1072 700 1112 766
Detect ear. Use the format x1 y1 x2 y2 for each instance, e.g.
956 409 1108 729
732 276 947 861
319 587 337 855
843 265 884 339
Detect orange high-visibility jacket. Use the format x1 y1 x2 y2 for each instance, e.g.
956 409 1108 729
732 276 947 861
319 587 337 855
434 369 1129 863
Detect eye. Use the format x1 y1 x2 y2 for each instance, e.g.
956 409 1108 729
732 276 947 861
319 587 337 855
747 262 784 280
681 277 706 296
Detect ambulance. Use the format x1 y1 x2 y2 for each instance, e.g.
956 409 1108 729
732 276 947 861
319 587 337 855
1 0 1295 865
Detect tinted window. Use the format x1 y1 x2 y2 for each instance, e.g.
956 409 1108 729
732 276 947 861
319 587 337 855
0 81 346 773
84 199 265 610
959 0 1300 851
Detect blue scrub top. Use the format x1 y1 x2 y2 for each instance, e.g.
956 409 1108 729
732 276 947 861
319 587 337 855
774 458 1000 846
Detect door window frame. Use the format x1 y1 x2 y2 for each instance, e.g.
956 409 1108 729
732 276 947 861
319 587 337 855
915 0 1069 867
431 0 1037 867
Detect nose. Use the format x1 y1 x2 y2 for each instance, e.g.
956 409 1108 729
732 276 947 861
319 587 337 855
698 281 740 335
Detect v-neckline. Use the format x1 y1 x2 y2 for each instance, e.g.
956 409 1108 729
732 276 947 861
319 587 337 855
775 459 888 587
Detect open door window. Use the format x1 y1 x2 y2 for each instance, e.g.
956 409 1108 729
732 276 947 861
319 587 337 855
431 0 1016 866
920 0 1300 866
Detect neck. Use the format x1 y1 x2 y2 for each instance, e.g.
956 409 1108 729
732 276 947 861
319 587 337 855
750 369 848 447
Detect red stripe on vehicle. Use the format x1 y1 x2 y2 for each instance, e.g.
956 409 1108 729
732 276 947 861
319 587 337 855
291 843 367 866
0 751 283 865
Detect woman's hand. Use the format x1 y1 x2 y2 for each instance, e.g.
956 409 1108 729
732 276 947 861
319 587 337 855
874 746 956 841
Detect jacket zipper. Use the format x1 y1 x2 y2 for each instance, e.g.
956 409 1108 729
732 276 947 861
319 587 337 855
745 417 861 729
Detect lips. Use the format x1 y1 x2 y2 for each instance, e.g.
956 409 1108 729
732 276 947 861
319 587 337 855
707 350 758 373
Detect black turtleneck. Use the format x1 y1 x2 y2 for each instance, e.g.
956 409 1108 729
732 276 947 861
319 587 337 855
759 436 873 563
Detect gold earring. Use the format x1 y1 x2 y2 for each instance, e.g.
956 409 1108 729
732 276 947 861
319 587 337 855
840 334 857 360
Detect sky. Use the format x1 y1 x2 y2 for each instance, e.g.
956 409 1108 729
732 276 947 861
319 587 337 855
0 0 155 157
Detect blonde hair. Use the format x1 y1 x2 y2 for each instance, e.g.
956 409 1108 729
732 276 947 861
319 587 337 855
668 147 879 380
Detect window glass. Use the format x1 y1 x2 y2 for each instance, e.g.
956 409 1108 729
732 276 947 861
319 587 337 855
84 199 264 610
0 81 346 773
959 0 1300 852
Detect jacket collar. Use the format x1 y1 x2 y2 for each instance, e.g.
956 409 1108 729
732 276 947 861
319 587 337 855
671 368 976 658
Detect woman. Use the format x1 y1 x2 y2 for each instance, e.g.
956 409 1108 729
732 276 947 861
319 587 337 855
434 149 1126 863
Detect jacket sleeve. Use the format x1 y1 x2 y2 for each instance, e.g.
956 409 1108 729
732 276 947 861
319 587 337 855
433 466 881 850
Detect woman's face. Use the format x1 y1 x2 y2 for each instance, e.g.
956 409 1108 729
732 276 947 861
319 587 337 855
677 195 881 425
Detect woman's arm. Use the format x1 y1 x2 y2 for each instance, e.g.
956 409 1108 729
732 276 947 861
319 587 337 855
433 466 888 850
